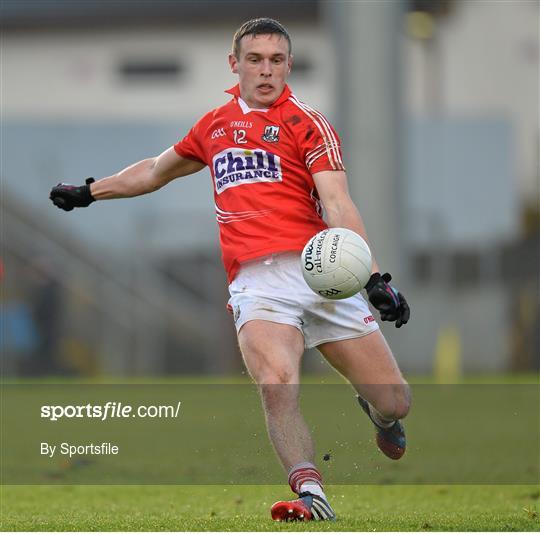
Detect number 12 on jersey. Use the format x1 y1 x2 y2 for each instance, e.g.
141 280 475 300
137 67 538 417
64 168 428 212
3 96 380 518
233 130 247 144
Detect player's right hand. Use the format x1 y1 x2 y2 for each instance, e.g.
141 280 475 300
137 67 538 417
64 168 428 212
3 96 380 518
49 178 96 211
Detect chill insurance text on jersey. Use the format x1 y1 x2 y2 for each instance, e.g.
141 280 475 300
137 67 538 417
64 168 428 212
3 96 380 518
174 83 345 283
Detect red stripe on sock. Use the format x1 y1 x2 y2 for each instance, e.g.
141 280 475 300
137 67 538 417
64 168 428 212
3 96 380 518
288 467 323 494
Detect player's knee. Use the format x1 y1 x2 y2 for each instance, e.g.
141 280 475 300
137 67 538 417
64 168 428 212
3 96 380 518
257 367 297 385
390 397 411 420
374 384 411 420
375 400 409 421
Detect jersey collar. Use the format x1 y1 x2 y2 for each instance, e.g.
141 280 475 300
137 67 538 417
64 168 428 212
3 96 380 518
225 84 292 111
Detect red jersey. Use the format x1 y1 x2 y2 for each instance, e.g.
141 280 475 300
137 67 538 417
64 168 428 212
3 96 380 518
174 84 345 282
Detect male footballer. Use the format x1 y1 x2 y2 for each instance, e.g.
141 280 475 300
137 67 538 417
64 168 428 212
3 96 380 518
50 18 411 521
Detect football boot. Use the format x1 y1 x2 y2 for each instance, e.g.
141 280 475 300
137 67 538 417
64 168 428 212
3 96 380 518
270 492 336 521
357 395 406 460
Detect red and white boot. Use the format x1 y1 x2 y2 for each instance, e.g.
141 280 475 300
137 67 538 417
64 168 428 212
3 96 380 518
271 492 336 521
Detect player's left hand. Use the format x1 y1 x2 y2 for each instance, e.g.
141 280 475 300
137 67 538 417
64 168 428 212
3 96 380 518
365 272 410 328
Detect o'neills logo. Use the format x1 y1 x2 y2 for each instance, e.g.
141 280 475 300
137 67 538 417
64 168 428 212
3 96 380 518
303 230 328 273
212 148 282 194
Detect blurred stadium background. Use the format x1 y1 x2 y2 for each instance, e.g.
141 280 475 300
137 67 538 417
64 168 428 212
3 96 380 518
1 0 538 378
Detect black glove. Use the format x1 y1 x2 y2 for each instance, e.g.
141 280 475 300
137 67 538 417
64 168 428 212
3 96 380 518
365 272 410 328
50 177 96 211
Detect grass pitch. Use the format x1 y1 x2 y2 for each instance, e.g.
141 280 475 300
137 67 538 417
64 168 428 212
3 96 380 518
1 484 539 531
2 374 538 530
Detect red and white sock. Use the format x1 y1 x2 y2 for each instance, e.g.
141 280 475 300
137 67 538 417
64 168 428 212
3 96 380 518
288 462 327 500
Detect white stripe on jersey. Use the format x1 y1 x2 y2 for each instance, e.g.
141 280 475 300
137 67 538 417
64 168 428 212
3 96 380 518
288 95 345 171
289 96 337 169
305 142 325 160
306 140 341 164
215 204 273 224
294 95 344 170
294 96 344 170
306 149 328 169
216 212 272 224
215 205 272 217
306 144 327 168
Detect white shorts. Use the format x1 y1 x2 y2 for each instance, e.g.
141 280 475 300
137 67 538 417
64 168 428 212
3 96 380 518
227 252 379 349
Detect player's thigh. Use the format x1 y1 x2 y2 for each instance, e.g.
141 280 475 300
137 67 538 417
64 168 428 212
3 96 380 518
318 330 403 383
318 330 410 416
238 319 305 385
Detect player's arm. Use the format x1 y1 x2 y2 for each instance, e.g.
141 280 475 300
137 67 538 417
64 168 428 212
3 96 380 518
50 148 205 210
313 169 410 327
91 147 205 200
312 170 380 273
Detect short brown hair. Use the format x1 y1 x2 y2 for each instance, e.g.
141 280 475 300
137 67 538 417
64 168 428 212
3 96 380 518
232 18 292 58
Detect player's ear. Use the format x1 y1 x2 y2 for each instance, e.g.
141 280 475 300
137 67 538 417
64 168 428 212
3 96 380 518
229 53 238 74
287 54 293 75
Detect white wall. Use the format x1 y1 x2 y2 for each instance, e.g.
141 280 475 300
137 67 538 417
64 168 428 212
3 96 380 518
406 0 539 200
2 25 335 120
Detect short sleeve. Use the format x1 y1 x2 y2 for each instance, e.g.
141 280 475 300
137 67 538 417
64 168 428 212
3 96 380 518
173 116 208 165
295 109 346 174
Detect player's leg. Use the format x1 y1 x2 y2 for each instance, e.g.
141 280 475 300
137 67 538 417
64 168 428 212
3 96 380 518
318 330 410 417
238 319 311 468
238 319 335 521
317 330 411 459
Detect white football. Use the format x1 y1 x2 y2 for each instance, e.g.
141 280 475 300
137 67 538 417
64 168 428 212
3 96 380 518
301 228 372 300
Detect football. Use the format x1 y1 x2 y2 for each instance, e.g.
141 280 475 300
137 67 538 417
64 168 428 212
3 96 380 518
301 228 372 299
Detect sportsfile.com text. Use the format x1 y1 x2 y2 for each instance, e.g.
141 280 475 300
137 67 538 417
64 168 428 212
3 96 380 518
40 401 182 421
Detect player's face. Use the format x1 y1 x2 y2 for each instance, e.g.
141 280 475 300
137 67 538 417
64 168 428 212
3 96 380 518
229 34 292 109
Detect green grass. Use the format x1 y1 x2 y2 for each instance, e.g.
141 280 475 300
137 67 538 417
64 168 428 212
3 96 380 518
2 374 538 530
1 484 539 531
3 382 538 485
